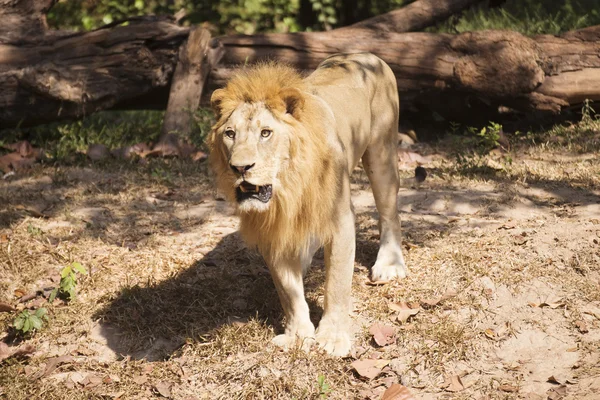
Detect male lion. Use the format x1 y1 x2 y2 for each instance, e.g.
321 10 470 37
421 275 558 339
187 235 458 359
207 53 406 356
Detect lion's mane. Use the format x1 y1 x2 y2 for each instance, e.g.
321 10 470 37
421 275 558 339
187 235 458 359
207 63 341 261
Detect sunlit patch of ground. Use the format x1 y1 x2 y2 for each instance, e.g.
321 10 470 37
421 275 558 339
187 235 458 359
1 122 599 399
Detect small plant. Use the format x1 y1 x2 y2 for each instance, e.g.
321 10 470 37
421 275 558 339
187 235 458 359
14 308 48 335
317 374 332 398
27 224 43 236
49 262 87 303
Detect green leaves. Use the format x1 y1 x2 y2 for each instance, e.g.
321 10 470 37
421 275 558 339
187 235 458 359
317 374 332 398
50 262 87 303
13 308 48 334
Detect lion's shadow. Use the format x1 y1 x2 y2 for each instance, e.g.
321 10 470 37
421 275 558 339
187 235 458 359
93 231 342 361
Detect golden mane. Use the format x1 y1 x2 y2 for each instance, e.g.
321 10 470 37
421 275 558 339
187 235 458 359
207 62 341 261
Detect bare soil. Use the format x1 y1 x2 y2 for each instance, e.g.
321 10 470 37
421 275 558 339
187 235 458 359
1 135 599 399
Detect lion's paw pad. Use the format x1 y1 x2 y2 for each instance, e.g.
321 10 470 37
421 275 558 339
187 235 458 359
315 329 351 357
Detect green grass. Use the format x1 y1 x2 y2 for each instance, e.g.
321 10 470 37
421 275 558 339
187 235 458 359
0 109 214 162
430 0 600 35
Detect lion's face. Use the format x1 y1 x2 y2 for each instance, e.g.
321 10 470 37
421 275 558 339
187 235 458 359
214 102 293 213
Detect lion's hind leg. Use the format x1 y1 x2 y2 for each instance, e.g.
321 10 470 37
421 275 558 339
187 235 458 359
362 141 407 281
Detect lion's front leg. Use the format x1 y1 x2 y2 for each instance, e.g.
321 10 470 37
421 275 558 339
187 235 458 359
267 255 315 351
315 206 355 357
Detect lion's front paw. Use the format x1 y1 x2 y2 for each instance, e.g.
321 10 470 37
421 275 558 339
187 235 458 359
371 260 407 281
315 326 351 357
271 334 315 352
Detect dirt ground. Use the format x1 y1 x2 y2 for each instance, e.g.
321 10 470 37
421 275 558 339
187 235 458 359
1 131 599 399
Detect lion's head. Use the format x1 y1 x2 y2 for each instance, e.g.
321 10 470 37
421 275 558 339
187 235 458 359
207 62 339 259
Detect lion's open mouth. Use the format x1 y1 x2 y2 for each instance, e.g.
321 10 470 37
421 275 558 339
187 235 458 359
236 181 273 203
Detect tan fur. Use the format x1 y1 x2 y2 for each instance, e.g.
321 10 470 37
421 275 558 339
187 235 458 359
208 62 340 262
207 53 407 356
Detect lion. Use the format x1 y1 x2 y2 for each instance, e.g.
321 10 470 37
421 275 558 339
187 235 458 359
207 53 407 356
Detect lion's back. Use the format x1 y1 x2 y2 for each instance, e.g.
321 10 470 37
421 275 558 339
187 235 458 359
305 53 399 171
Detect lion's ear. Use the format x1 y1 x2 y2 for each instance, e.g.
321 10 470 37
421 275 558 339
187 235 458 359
279 88 304 119
210 88 227 120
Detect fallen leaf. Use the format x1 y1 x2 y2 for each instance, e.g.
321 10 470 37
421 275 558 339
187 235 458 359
366 280 391 286
155 381 172 398
498 221 517 230
529 295 564 309
397 307 420 324
87 144 110 161
109 391 126 399
499 384 519 392
484 328 497 340
381 383 416 400
421 289 457 308
0 302 15 313
82 373 103 388
548 374 577 385
69 371 86 385
369 323 396 346
133 375 148 385
582 304 600 320
574 320 588 333
0 343 35 362
0 233 9 243
351 359 390 380
33 355 73 379
441 375 464 392
546 384 567 400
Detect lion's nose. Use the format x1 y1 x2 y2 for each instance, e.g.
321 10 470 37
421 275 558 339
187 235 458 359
230 163 255 174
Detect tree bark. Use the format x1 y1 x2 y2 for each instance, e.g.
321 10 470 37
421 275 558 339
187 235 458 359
1 0 599 129
209 26 600 122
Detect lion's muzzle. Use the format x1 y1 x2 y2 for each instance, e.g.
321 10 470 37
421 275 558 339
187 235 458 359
236 181 273 203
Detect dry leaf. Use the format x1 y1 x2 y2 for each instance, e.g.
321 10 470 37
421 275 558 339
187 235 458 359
574 320 588 333
397 307 420 324
0 302 15 313
369 323 396 346
82 373 103 388
155 381 172 398
499 384 519 392
351 359 390 380
421 289 457 308
133 375 149 385
87 144 110 161
498 221 517 230
0 343 35 362
381 383 416 400
530 295 564 309
366 279 391 286
546 384 567 400
69 371 86 385
33 355 73 379
441 375 465 392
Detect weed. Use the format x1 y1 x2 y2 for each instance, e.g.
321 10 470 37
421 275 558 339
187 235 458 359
26 224 42 236
13 308 48 336
49 262 88 303
317 374 332 398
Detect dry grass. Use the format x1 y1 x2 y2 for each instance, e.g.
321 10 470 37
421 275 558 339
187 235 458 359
1 116 600 399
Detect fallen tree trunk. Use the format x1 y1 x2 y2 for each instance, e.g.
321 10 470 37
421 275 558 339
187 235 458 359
210 25 600 123
1 0 599 129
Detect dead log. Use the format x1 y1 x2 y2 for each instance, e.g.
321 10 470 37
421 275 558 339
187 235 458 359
1 0 599 130
209 25 600 122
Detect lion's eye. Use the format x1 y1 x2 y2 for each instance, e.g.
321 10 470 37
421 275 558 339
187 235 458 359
261 129 272 138
224 129 236 139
